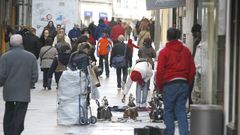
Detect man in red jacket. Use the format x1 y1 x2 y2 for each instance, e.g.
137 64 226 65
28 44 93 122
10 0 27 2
155 28 196 135
110 19 125 44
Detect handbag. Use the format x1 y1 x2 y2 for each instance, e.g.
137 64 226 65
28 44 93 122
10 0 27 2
87 65 100 87
112 45 127 68
137 31 147 46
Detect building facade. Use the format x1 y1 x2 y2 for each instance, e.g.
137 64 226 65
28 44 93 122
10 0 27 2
148 0 239 134
0 0 32 54
112 0 151 20
79 0 112 26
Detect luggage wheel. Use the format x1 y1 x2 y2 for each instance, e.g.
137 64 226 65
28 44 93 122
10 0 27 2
89 116 97 124
79 117 89 125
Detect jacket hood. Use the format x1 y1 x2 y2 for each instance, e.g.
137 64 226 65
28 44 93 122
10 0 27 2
166 40 184 52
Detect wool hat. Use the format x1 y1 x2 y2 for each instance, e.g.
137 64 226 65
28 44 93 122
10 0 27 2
130 71 144 85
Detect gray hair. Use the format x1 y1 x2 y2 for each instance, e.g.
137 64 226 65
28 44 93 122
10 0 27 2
10 34 23 47
118 35 125 42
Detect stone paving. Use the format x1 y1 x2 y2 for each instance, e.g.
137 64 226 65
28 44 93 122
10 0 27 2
0 48 181 135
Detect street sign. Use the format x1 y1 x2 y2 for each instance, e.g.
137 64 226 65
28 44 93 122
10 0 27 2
84 11 93 17
146 0 186 10
99 12 107 19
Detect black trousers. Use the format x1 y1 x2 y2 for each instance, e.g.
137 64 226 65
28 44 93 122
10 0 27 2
54 72 63 87
42 68 50 88
116 67 128 88
99 55 109 76
189 79 195 105
4 102 28 135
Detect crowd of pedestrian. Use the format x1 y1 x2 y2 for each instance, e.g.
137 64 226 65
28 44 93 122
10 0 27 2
1 16 199 135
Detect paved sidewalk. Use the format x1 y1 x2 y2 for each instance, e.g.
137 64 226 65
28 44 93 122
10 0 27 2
0 74 170 135
0 48 181 135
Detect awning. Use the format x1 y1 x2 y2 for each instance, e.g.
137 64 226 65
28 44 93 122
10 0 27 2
84 11 93 17
146 0 186 10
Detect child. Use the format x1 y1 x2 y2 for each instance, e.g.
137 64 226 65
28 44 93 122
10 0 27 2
127 39 139 67
97 29 112 77
122 58 153 107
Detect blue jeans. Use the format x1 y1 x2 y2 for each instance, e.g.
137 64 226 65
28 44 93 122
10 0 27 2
163 82 189 135
136 82 148 104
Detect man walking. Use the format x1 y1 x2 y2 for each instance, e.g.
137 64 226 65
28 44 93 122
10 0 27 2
110 19 125 45
155 28 195 135
68 24 81 45
0 34 38 135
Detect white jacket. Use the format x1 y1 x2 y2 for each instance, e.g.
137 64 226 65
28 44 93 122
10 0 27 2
123 61 153 95
194 42 208 75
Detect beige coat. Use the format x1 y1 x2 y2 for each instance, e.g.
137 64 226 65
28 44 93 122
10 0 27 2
39 46 58 69
137 30 151 47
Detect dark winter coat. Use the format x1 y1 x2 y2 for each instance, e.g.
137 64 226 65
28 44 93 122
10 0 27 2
110 42 132 67
22 32 41 59
88 22 97 37
68 28 81 42
68 51 90 73
44 26 57 38
138 42 156 67
0 46 38 102
94 23 109 40
48 53 71 78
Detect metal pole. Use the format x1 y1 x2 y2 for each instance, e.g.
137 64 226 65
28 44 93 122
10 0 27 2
154 9 161 52
21 0 24 25
224 1 231 134
0 0 4 55
26 0 32 26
